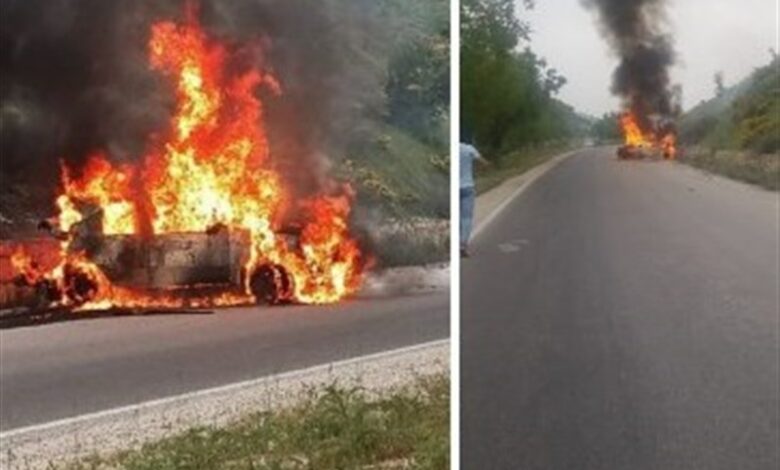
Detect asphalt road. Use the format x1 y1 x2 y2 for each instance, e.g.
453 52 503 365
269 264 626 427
0 291 448 431
462 148 779 470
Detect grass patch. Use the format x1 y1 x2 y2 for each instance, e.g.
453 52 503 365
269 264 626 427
680 147 779 191
341 122 449 219
370 227 449 268
62 375 449 470
475 142 574 194
679 57 779 155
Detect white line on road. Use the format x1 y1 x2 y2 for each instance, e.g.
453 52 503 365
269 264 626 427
472 150 577 239
0 338 449 439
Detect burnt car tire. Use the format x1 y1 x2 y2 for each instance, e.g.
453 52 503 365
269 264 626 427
62 264 99 305
249 264 294 305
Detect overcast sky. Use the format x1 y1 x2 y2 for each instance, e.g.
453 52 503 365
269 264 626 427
521 0 778 116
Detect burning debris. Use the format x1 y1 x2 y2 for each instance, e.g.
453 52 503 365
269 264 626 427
582 0 679 158
3 3 365 313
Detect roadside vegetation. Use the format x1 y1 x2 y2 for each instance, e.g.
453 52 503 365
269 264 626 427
461 0 588 189
332 0 450 266
339 0 449 220
474 142 573 194
590 112 622 144
62 375 449 470
676 54 779 190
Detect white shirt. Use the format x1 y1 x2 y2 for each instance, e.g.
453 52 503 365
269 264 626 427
459 143 480 189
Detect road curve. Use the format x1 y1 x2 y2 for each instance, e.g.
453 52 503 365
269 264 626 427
462 147 779 470
1 291 448 431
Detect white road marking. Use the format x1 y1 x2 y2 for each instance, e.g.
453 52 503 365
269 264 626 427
497 243 522 253
473 150 577 239
0 338 449 439
497 238 529 253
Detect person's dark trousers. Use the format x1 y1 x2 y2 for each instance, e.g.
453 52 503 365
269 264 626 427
460 186 475 249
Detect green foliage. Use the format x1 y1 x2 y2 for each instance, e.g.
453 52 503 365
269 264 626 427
64 375 450 470
385 0 449 148
683 148 780 191
298 0 449 213
714 71 725 98
339 122 449 219
677 56 779 189
590 112 622 142
462 0 528 55
731 59 780 153
310 0 449 267
332 0 449 221
461 0 584 157
475 141 573 194
679 56 779 154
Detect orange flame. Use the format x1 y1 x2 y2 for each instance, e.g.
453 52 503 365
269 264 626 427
11 247 45 285
619 112 651 147
618 111 676 159
19 5 363 310
57 155 138 234
660 133 676 159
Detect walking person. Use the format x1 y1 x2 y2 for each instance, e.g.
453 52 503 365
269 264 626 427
460 139 488 257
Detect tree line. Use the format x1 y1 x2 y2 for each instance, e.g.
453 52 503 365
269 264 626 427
461 0 586 159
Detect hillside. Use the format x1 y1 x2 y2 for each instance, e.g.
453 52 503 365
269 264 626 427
679 56 779 154
677 56 779 189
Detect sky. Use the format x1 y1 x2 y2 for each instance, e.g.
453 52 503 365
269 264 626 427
521 0 778 117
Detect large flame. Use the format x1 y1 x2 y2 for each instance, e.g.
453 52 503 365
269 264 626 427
13 6 363 309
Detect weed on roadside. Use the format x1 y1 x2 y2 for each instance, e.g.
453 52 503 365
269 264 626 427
62 375 449 470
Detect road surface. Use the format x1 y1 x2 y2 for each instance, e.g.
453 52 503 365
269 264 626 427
462 147 779 470
1 291 448 431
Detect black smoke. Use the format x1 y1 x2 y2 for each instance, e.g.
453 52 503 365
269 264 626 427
581 0 679 129
1 1 172 182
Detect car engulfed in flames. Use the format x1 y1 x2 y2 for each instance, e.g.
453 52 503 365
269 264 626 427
616 112 677 161
2 4 365 314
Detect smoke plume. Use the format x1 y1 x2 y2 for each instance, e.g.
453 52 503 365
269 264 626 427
581 0 679 127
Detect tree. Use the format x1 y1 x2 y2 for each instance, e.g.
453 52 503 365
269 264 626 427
590 112 621 142
386 16 449 146
713 71 725 98
460 0 578 156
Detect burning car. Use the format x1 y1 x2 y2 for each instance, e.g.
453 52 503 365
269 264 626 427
2 6 365 315
617 143 654 160
616 112 677 160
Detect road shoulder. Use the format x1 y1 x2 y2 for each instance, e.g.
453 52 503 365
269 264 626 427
473 150 576 237
0 340 449 470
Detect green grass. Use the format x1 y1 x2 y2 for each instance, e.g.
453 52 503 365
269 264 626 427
675 56 779 190
475 142 574 194
62 375 449 470
680 148 780 191
369 225 449 267
679 57 779 155
341 121 449 219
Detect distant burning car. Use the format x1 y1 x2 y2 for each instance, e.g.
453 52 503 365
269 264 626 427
617 144 651 160
616 143 674 160
616 112 677 160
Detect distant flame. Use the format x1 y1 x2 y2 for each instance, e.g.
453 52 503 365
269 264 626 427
660 133 676 159
618 111 676 159
13 4 364 309
619 112 650 147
